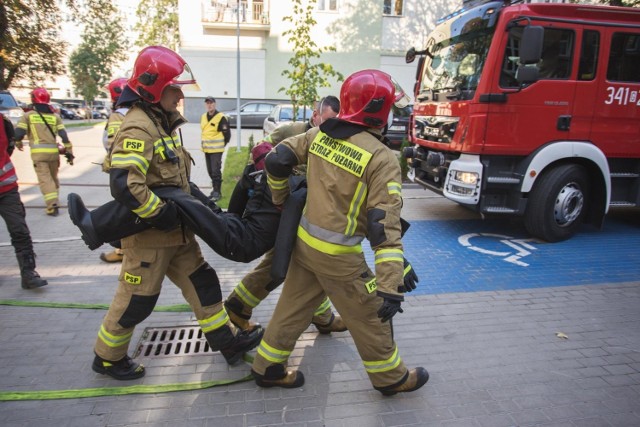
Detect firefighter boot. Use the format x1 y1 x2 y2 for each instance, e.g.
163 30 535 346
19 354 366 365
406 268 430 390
219 326 264 365
252 364 305 389
312 313 347 334
45 204 59 216
92 354 145 380
378 367 429 396
224 298 261 333
68 193 149 250
17 252 48 289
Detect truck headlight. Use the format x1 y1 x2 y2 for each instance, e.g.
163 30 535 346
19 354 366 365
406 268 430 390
452 170 478 185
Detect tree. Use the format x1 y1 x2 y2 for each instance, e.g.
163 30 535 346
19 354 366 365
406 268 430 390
68 0 128 103
135 0 179 51
0 0 70 90
280 0 343 117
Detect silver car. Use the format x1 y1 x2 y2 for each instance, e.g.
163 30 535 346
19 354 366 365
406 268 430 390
224 101 278 128
262 104 313 136
0 90 25 126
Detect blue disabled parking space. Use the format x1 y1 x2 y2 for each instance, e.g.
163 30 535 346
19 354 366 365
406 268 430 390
365 214 640 295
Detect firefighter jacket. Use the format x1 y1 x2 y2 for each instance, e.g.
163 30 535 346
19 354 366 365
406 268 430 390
109 103 193 249
0 115 18 195
200 111 230 153
15 105 71 162
103 108 129 152
267 121 311 145
265 118 405 299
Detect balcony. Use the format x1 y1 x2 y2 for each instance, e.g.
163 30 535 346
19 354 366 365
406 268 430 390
201 0 270 31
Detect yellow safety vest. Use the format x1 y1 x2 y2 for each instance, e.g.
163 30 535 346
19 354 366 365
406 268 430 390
200 112 226 154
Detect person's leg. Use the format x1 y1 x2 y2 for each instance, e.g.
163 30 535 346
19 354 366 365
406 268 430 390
210 152 223 201
251 255 325 387
93 246 170 380
317 268 428 395
0 189 47 289
166 239 263 364
34 161 58 215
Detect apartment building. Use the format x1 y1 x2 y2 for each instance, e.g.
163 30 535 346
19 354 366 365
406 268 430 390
177 0 459 121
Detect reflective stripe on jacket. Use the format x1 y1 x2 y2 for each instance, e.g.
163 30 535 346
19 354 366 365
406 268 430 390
16 111 65 161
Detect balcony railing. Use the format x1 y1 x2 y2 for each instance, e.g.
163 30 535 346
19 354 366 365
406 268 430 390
202 1 270 26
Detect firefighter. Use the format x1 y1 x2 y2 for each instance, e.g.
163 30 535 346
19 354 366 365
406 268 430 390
200 96 231 201
89 46 262 380
14 88 74 216
224 96 347 334
251 69 429 395
0 113 48 289
99 77 130 263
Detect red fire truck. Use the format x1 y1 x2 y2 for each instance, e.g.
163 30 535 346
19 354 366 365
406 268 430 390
404 0 640 241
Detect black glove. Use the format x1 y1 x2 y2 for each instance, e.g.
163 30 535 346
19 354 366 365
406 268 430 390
65 152 75 165
7 139 15 156
377 297 403 323
398 257 418 293
144 201 180 231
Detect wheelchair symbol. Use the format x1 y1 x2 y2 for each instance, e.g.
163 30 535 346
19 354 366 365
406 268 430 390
458 233 539 267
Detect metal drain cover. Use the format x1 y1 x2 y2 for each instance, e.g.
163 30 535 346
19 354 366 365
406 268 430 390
134 325 214 358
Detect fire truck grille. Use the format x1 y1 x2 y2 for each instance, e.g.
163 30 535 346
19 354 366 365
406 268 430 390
134 325 214 358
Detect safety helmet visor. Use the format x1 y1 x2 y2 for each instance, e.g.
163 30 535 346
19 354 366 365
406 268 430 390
391 77 411 108
170 63 200 92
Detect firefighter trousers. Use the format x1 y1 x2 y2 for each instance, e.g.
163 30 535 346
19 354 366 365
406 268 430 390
225 248 334 326
95 238 237 362
0 188 34 255
252 255 408 389
33 159 60 209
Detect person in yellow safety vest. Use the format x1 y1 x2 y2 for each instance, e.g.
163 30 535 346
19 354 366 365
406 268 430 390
99 77 131 264
200 96 230 201
90 46 263 381
224 96 348 334
14 87 74 216
251 69 429 396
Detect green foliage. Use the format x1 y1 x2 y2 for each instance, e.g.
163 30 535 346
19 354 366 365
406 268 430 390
219 146 250 209
596 0 640 6
135 0 179 51
0 0 69 89
68 1 128 103
279 0 344 118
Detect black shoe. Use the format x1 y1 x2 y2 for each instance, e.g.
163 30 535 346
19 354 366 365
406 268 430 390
220 326 264 365
92 354 145 380
252 368 305 389
210 191 221 201
68 193 102 250
21 271 48 289
46 205 59 216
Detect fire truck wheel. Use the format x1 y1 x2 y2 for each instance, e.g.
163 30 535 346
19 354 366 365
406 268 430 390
524 164 588 243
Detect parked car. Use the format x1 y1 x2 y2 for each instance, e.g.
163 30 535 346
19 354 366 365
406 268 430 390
62 102 91 119
262 104 313 135
92 105 110 119
224 101 278 128
0 90 25 126
384 104 413 150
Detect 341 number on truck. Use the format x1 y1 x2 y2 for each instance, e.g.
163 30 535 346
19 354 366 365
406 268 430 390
404 0 640 242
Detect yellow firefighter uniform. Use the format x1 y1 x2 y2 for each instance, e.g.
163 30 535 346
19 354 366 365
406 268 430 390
253 123 409 391
15 109 71 214
94 103 244 362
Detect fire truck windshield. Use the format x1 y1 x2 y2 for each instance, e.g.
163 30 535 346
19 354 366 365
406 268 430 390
419 2 501 100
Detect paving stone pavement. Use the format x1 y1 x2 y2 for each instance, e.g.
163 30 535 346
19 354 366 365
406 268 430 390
0 123 639 426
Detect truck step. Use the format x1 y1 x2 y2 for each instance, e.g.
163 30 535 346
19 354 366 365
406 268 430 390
609 201 637 207
610 172 639 178
484 206 518 213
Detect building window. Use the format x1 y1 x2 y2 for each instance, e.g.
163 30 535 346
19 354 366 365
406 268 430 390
383 0 403 16
318 0 338 12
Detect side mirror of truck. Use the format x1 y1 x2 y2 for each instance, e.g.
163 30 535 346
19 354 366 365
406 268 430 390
516 64 539 84
519 25 543 64
406 47 417 64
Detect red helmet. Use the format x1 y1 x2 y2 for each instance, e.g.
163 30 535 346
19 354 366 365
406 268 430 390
108 78 128 103
31 87 51 104
127 46 198 103
338 69 408 129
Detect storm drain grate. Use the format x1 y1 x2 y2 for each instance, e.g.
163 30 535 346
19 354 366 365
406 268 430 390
134 325 214 358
